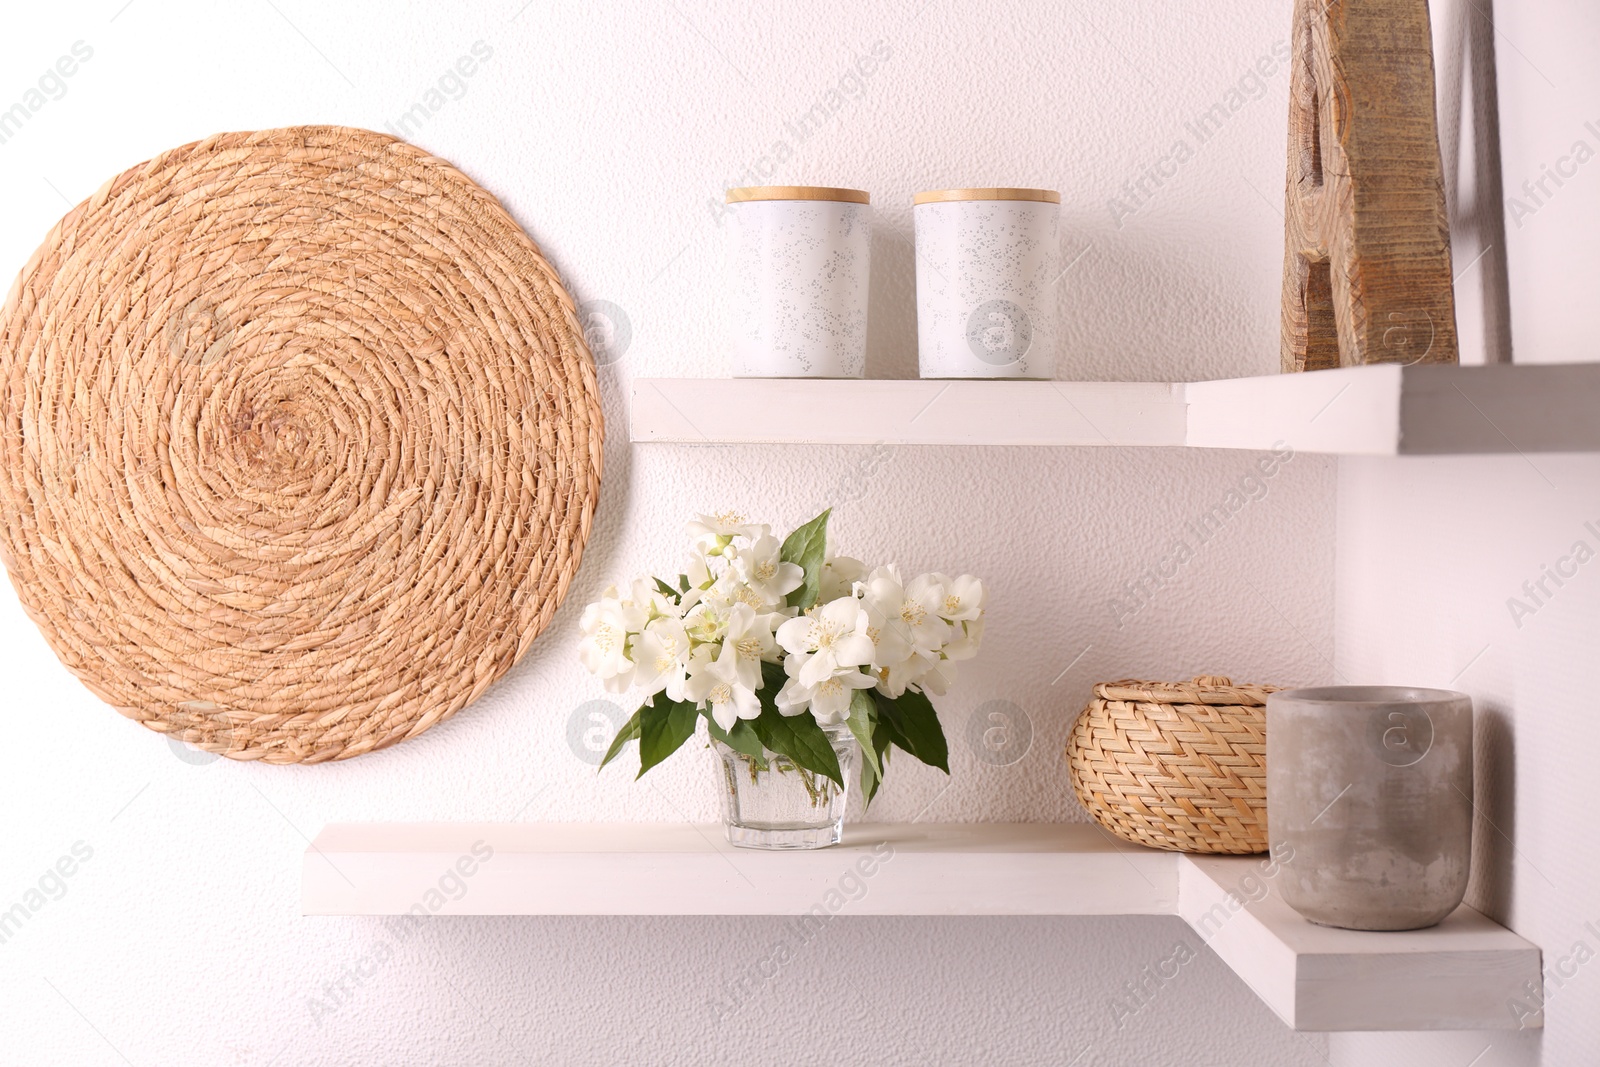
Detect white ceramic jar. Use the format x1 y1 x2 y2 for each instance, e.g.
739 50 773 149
725 186 871 378
913 188 1060 379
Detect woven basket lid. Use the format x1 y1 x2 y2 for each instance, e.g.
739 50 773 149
0 126 603 764
1093 676 1278 707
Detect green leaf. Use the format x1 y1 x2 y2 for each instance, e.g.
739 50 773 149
847 688 883 806
846 688 880 780
750 706 844 787
706 715 768 769
860 755 879 805
598 708 642 771
871 698 914 756
636 696 700 779
875 688 950 773
748 658 842 786
677 573 690 593
779 508 831 611
759 659 788 692
653 577 681 603
860 724 892 806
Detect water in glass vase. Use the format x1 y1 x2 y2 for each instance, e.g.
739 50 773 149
714 722 858 849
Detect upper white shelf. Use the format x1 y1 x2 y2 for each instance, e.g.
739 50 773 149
303 821 1541 1032
630 362 1600 455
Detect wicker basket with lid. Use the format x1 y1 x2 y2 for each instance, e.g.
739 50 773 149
1066 675 1281 854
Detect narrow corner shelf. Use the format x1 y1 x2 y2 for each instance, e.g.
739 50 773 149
1178 855 1540 1032
630 362 1600 455
303 822 1541 1032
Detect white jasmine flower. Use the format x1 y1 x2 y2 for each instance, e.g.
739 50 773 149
813 670 877 724
863 599 914 668
622 577 672 626
860 581 922 698
579 587 635 685
862 568 950 659
682 594 732 646
917 659 956 696
721 603 777 691
776 659 876 724
732 533 804 606
686 642 761 731
682 559 729 615
874 651 934 699
775 596 875 688
686 511 765 552
860 566 908 653
724 579 774 615
943 618 984 661
631 616 691 701
858 560 899 590
775 652 811 716
688 548 715 586
934 573 986 622
819 555 865 602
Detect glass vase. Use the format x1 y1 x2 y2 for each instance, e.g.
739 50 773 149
713 721 857 850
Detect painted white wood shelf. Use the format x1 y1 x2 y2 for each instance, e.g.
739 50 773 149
630 362 1600 455
303 822 1541 1032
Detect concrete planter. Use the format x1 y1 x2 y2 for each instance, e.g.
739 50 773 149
1266 686 1473 931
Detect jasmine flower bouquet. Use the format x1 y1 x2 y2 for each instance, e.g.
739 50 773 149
578 509 985 801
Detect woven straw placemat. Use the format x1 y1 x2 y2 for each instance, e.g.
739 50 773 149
0 126 603 763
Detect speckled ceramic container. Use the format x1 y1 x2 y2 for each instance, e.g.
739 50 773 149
1267 686 1473 931
913 188 1059 379
725 186 871 378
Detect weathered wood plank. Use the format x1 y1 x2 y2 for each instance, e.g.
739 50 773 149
1281 0 1459 372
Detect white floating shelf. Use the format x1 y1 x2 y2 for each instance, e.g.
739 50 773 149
304 822 1541 1032
630 362 1600 455
1178 856 1541 1032
630 378 1185 447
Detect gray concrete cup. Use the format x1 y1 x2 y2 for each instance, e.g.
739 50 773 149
1266 685 1473 931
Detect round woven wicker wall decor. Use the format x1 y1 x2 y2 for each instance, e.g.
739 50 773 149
0 126 603 763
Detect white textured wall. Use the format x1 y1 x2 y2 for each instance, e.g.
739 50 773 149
1489 0 1600 365
1329 457 1600 1067
0 2 1343 1064
1330 3 1600 1064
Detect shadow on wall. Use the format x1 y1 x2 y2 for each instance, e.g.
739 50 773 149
865 199 1294 383
864 223 918 379
1436 0 1514 364
1329 1028 1541 1067
1472 703 1516 920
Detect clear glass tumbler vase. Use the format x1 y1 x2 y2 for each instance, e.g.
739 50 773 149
713 722 857 850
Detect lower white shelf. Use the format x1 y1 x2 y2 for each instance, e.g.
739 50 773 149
303 822 1541 1032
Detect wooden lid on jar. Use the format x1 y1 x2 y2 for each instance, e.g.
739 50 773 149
726 186 870 204
913 188 1061 205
